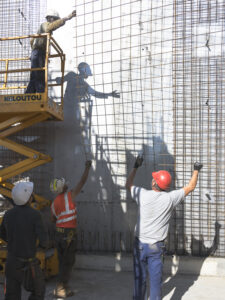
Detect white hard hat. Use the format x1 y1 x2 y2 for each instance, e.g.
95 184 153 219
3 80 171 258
50 178 66 194
46 9 60 19
12 182 34 206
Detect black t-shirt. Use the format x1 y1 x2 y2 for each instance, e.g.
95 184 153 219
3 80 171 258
0 205 48 258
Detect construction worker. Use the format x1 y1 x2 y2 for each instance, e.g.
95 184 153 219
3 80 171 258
25 9 76 94
0 181 48 300
50 160 92 298
126 157 203 300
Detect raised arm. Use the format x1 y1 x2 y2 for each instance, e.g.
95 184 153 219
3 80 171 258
183 162 203 196
46 10 76 32
62 10 76 22
71 160 92 201
126 156 143 191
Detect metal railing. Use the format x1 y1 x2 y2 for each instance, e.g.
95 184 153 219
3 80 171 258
0 33 65 107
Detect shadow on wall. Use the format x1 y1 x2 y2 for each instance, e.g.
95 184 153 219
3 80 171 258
55 62 119 156
163 221 221 299
54 62 124 252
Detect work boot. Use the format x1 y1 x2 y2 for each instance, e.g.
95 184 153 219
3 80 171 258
64 284 74 297
53 283 74 298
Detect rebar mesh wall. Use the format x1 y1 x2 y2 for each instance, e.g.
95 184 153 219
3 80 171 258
173 0 225 256
72 0 224 256
72 0 175 253
1 0 225 256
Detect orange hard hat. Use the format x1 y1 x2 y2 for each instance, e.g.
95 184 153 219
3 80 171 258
152 170 172 190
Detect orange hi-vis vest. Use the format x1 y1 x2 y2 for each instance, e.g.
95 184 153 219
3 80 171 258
51 191 77 228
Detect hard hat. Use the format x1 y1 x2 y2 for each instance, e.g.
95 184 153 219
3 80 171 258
78 62 92 77
12 182 34 206
50 178 66 194
152 170 172 190
46 9 60 20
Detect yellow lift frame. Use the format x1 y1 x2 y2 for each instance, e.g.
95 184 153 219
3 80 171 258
0 33 65 277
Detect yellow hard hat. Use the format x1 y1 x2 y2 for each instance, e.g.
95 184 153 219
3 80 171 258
50 178 66 193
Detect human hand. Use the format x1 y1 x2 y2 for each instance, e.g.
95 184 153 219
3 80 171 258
111 90 120 98
55 77 61 84
134 156 143 169
85 160 92 168
194 162 203 171
68 10 76 19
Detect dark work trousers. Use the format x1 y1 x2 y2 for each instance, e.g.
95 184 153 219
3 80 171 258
25 49 46 93
55 228 77 285
4 254 45 300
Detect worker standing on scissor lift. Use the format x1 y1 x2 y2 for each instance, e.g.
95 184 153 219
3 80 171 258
126 157 203 300
25 8 76 94
50 160 92 298
0 182 48 300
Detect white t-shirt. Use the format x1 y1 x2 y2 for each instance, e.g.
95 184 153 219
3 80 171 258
131 186 185 244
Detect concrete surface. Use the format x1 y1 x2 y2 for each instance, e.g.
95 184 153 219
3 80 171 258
19 270 225 300
1 253 225 299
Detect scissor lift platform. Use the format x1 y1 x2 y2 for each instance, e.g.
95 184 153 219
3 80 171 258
0 92 63 121
0 33 65 202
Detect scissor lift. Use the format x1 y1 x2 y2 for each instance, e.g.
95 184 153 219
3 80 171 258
0 33 65 277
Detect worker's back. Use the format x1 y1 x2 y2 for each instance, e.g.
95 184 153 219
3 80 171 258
131 186 185 244
0 205 47 258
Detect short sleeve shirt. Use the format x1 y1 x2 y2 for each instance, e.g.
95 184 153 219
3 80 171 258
131 186 185 244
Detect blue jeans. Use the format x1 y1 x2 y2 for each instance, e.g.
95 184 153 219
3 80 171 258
25 49 45 93
133 238 165 300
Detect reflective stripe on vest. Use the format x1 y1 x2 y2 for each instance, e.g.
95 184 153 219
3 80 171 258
57 193 76 218
57 215 77 224
53 192 77 226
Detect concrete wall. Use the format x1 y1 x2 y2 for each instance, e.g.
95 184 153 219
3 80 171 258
44 0 225 255
1 0 222 255
45 0 176 252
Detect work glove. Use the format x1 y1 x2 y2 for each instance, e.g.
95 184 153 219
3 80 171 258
64 10 76 22
194 162 203 171
134 156 143 169
68 10 76 19
85 160 92 168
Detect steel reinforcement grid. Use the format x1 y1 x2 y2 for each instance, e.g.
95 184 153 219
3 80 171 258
0 0 225 256
73 0 225 256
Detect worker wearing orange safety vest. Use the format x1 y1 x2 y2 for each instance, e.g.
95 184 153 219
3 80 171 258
50 160 92 298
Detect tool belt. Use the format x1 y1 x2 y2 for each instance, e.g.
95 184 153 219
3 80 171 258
56 227 76 234
17 256 36 263
56 227 77 244
56 227 66 233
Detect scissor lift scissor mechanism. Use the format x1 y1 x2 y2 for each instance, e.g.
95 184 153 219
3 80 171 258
0 33 65 277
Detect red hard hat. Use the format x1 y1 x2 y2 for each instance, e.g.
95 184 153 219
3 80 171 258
152 170 172 190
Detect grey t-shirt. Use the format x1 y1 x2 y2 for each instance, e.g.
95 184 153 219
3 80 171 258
131 186 185 244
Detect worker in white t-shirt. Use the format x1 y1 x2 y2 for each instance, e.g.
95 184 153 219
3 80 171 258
126 157 203 300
